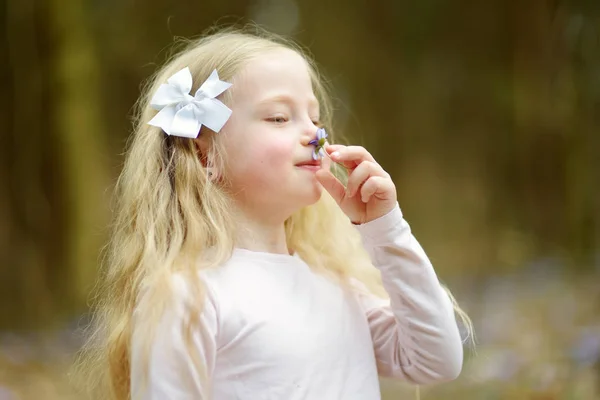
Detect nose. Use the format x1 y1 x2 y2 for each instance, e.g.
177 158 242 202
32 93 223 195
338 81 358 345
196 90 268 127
300 133 314 146
300 123 319 146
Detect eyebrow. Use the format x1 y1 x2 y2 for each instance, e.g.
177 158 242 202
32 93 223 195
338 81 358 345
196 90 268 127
257 94 320 110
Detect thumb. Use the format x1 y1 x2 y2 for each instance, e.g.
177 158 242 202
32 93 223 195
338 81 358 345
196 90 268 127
316 169 345 205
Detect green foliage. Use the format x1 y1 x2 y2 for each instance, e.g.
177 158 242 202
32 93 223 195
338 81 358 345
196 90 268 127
0 0 598 365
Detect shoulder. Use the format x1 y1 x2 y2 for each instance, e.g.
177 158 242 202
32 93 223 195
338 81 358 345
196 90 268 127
158 269 223 319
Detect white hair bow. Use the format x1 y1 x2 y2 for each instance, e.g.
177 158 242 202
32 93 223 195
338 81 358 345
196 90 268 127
148 67 233 138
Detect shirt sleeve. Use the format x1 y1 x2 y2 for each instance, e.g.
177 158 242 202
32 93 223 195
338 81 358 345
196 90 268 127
130 274 219 400
353 204 464 384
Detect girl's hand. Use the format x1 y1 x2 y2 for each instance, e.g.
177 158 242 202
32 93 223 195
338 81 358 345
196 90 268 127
316 144 397 224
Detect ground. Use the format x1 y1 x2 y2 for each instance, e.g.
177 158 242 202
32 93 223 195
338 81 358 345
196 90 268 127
1 270 599 400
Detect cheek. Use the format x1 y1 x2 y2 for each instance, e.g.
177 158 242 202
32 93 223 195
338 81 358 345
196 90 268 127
240 133 294 168
257 138 295 168
229 136 296 180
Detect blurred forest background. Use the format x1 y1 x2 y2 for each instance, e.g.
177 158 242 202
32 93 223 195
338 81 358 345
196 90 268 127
1 0 600 398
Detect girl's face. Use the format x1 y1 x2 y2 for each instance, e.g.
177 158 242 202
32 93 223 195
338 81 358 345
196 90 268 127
218 49 325 221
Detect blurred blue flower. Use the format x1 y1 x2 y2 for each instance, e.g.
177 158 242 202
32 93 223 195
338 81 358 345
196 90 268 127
0 386 17 400
570 328 600 367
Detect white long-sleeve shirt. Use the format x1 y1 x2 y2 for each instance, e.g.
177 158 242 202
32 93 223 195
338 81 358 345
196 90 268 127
131 205 463 399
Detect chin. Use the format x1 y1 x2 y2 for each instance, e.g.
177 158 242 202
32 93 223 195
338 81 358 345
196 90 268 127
283 183 320 210
299 184 323 207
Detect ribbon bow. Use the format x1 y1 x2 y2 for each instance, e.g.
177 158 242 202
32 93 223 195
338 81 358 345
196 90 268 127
148 67 233 138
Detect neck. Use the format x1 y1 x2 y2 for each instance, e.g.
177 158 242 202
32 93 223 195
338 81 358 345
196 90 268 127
234 206 290 255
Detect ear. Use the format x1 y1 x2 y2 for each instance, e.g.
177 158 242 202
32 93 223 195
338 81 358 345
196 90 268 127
194 134 221 182
194 135 210 168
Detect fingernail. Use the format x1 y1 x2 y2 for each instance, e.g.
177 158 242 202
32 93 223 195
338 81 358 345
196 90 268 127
331 151 340 159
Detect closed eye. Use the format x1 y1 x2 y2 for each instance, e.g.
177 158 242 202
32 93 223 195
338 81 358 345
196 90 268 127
266 116 288 124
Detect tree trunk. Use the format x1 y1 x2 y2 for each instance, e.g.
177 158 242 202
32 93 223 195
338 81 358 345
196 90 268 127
2 0 56 329
46 0 110 317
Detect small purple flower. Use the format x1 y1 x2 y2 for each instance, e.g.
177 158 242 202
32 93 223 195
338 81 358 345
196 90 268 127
308 127 328 160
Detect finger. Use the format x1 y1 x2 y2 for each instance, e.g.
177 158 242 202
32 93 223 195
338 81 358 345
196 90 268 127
324 144 345 153
360 176 388 203
320 148 332 172
327 145 377 167
315 169 346 205
323 144 358 171
346 161 385 198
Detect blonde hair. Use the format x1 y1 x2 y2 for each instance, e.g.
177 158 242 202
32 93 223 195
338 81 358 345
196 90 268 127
73 25 473 400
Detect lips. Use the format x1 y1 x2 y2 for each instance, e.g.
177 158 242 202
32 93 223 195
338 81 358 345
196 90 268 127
295 160 321 167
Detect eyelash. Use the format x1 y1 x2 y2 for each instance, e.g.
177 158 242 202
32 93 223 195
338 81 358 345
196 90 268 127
267 116 288 124
266 117 321 126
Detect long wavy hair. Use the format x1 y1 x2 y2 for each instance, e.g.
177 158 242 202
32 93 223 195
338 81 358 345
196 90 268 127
73 25 473 400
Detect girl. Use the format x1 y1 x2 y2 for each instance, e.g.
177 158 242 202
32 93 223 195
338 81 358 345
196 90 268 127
76 26 472 400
